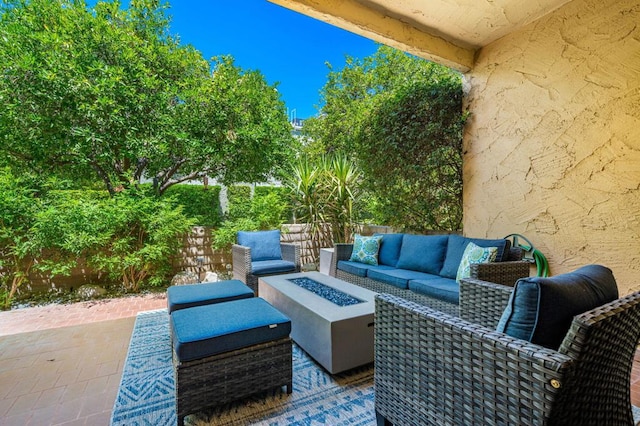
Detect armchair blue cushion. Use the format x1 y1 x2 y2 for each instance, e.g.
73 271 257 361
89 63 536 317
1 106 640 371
237 229 282 261
251 259 296 275
496 264 618 349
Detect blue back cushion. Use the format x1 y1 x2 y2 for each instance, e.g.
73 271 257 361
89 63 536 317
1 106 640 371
237 229 282 261
440 235 509 279
375 233 404 267
395 234 449 275
496 264 618 350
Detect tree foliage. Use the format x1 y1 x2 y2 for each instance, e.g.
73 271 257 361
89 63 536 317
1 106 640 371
0 0 297 195
303 45 467 231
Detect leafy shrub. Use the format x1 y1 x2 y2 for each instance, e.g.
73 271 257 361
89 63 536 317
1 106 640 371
162 184 222 226
0 169 41 309
35 189 195 292
213 186 292 250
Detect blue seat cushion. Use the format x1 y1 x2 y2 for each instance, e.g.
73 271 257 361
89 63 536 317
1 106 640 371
439 235 510 279
337 260 395 277
409 278 459 305
496 264 618 350
396 234 448 275
374 233 405 267
251 259 296 275
171 297 291 362
167 280 254 313
367 268 440 290
237 229 282 261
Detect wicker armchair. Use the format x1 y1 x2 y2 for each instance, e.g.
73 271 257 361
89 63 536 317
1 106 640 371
375 278 640 426
232 242 300 295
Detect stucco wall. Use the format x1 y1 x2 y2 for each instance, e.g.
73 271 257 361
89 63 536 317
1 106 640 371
464 0 640 294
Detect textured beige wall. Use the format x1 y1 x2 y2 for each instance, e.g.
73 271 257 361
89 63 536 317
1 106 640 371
464 0 640 294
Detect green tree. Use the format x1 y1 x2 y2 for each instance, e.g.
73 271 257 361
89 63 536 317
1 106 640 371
303 45 466 231
0 0 297 195
359 81 466 231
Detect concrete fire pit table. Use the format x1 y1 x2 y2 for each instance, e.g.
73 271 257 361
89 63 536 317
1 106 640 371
259 271 376 374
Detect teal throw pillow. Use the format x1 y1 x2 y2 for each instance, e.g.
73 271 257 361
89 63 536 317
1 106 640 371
456 242 498 283
349 234 383 266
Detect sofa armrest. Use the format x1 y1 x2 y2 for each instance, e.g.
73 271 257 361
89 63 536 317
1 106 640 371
459 278 513 328
330 243 353 277
280 243 301 272
375 293 570 426
470 260 530 286
232 244 252 279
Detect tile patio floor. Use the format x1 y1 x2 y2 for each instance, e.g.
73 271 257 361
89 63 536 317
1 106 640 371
0 292 640 425
0 294 166 425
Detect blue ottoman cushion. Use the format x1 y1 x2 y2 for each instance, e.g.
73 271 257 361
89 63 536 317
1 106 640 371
167 280 254 313
171 297 291 362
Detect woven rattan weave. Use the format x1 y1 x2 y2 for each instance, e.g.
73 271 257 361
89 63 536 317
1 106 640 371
374 285 640 425
174 337 292 424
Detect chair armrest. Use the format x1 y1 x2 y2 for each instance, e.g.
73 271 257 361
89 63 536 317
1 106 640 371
375 293 570 426
232 244 252 279
459 278 513 328
330 243 353 277
280 243 300 272
470 260 530 286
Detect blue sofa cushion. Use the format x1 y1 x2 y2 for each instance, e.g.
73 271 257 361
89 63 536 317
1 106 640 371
237 229 282 261
337 260 395 277
251 259 296 275
171 297 291 362
440 235 510 279
374 233 405 267
396 234 448 275
368 268 441 290
349 234 383 265
496 264 618 350
409 278 459 305
167 280 254 313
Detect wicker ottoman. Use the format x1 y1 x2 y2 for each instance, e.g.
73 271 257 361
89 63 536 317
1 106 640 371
167 279 254 313
171 297 292 424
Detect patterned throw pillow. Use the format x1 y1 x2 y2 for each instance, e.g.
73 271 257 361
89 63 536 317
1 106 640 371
456 242 498 282
349 234 383 265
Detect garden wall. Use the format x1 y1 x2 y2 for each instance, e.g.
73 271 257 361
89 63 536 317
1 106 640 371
22 224 393 294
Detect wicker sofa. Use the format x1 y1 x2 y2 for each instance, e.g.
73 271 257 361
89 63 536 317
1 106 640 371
375 266 640 425
330 233 530 315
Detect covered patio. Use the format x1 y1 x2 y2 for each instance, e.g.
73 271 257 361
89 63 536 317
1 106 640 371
270 0 640 296
1 0 638 423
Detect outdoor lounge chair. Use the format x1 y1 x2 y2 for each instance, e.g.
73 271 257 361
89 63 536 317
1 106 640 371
232 229 300 294
375 266 640 425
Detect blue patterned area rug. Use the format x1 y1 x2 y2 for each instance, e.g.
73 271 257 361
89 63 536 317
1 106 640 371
111 309 375 426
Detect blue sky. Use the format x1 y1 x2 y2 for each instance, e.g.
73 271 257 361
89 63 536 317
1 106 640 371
164 1 379 119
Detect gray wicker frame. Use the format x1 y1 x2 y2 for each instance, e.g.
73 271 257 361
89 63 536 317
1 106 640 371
329 242 529 313
174 337 292 425
374 281 640 426
232 243 300 295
